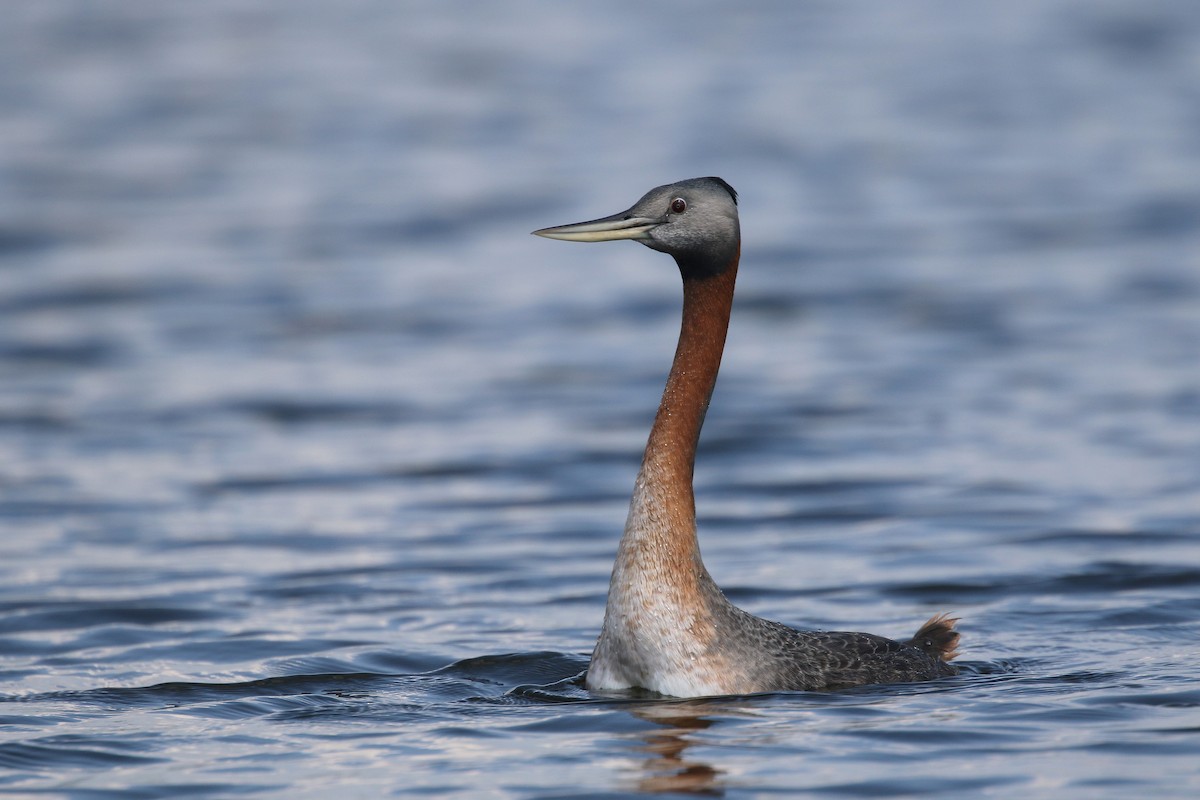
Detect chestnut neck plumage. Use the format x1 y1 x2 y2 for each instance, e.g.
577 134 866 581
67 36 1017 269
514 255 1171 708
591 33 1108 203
604 250 734 606
588 246 741 694
629 249 740 561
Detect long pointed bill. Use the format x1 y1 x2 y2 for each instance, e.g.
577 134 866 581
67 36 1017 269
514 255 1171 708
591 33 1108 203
533 212 662 242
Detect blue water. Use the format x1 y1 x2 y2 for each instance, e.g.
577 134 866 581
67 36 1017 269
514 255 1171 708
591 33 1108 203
2 1 1199 797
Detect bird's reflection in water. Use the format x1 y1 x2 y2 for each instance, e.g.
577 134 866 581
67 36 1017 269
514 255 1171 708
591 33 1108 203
626 700 745 796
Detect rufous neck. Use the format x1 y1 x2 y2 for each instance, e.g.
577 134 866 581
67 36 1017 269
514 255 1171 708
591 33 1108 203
629 249 739 542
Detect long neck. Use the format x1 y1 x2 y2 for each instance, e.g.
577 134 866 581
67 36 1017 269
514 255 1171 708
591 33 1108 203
619 249 739 573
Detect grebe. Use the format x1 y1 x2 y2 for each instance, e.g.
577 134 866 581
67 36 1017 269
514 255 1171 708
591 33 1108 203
534 177 959 697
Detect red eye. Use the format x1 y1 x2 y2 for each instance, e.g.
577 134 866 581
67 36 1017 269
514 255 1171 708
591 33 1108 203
671 198 686 214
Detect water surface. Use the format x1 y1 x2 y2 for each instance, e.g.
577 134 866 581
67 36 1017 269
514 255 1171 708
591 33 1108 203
2 1 1199 797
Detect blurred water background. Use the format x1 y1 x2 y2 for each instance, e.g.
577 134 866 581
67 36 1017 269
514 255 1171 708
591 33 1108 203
2 1 1199 797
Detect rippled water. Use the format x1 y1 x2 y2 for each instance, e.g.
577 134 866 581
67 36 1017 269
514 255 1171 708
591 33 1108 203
2 1 1199 797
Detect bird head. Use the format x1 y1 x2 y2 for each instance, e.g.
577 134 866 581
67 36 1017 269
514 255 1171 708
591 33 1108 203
534 177 740 278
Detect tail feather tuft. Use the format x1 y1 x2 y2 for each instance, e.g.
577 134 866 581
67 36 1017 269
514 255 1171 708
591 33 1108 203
910 613 960 662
